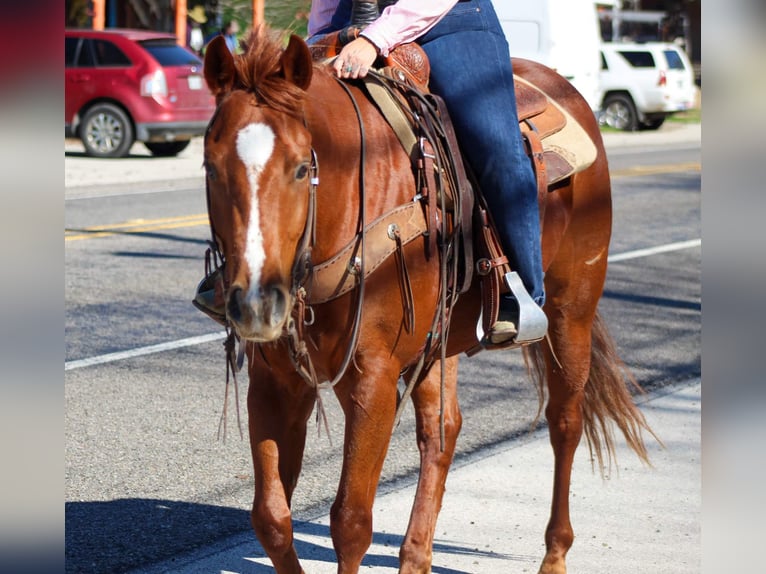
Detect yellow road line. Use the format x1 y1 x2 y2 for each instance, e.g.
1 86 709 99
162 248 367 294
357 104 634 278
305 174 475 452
66 162 700 242
66 214 209 242
610 161 701 178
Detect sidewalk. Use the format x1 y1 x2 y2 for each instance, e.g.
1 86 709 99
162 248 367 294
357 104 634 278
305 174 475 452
134 380 700 574
600 120 700 149
65 122 701 193
65 138 207 195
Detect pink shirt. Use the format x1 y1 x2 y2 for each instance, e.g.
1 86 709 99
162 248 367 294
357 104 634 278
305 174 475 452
308 0 459 56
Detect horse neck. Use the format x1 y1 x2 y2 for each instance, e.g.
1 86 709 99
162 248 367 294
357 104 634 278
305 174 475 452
304 69 414 260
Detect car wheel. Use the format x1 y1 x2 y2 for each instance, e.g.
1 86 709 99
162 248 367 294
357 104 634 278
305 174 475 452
640 116 666 131
602 94 639 131
80 103 134 158
144 140 191 157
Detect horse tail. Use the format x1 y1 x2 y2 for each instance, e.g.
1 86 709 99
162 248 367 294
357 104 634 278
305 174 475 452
524 311 659 473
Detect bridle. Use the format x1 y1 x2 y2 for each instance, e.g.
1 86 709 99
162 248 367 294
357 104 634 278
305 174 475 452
202 82 369 403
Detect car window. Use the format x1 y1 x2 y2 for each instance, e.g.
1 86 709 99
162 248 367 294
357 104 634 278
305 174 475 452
65 37 80 67
139 40 202 66
600 52 608 71
72 38 97 68
618 50 656 68
92 39 132 67
663 50 686 70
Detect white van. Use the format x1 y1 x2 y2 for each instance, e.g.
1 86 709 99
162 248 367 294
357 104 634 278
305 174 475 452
492 0 602 113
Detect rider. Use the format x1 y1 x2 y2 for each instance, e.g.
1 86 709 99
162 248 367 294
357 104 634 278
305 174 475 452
310 0 546 343
196 0 547 344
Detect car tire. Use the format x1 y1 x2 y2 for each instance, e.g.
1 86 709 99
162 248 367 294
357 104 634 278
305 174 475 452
602 94 639 131
144 140 191 157
640 116 666 131
80 103 134 158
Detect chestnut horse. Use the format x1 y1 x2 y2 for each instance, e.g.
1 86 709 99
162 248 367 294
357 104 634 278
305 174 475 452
201 28 652 574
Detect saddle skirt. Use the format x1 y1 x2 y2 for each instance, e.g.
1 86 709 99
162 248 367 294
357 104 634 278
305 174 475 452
514 76 598 187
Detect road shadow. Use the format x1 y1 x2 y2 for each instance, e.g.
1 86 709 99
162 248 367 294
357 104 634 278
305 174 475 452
66 499 508 573
66 498 251 574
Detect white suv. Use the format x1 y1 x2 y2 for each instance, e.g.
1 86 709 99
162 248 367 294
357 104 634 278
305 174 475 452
599 42 697 131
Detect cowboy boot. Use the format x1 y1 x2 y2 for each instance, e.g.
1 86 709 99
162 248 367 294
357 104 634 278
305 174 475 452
192 266 227 326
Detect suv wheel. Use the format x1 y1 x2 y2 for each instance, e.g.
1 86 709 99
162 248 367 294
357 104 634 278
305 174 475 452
602 94 638 131
144 140 191 157
81 103 134 158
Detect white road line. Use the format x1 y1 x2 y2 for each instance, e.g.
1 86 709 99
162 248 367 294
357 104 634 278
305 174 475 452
65 238 701 371
607 238 701 262
65 332 227 371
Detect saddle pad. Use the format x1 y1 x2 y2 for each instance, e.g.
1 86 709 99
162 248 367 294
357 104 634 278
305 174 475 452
515 76 598 185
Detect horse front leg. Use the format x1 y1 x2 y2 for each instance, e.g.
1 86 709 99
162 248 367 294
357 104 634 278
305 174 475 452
399 356 462 574
330 362 400 573
247 355 316 574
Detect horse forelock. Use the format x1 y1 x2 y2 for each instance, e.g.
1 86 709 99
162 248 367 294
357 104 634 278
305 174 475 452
233 26 308 119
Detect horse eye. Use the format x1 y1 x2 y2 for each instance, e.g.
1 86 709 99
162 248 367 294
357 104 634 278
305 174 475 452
204 162 217 181
295 163 310 181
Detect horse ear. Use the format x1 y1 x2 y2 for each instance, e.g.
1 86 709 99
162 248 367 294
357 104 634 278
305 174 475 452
281 34 313 91
204 36 237 99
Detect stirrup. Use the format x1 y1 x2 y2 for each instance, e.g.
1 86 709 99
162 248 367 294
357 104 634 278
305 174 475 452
504 271 547 343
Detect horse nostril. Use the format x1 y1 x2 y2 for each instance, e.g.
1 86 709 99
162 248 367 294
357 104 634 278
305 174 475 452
261 286 287 327
269 287 287 325
227 286 243 323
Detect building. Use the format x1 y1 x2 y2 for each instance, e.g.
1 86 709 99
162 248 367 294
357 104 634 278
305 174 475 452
65 1 267 49
65 0 699 75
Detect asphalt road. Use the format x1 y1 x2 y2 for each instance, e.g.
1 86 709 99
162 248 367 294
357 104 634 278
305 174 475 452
65 122 700 573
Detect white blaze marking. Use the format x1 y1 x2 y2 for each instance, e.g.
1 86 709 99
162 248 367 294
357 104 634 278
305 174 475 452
236 123 276 295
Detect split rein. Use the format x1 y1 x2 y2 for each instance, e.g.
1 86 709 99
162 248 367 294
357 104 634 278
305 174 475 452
286 77 368 396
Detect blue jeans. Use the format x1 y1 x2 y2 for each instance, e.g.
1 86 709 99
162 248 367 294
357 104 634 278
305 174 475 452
417 0 543 305
309 0 544 305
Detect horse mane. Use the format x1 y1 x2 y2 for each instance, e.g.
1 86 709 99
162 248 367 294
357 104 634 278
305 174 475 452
233 25 308 118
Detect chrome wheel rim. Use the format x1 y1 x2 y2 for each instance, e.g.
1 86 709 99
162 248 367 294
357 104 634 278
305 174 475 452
85 112 124 154
604 101 632 130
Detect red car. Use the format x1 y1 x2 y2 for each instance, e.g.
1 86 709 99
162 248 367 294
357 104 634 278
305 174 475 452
65 28 215 158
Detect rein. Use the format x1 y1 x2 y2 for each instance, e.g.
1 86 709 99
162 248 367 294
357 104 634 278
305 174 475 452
286 76 368 393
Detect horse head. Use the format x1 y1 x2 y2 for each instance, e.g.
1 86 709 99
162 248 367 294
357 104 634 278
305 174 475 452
203 30 314 342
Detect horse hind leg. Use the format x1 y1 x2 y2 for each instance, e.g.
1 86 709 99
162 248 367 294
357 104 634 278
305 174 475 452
527 298 654 574
399 356 462 574
528 307 592 574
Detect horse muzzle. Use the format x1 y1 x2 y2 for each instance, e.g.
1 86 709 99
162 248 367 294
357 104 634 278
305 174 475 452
226 283 292 342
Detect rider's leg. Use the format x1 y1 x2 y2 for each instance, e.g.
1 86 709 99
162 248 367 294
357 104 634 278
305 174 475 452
418 0 546 341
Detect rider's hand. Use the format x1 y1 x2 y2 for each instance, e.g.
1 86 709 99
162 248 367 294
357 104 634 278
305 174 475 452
333 36 379 79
